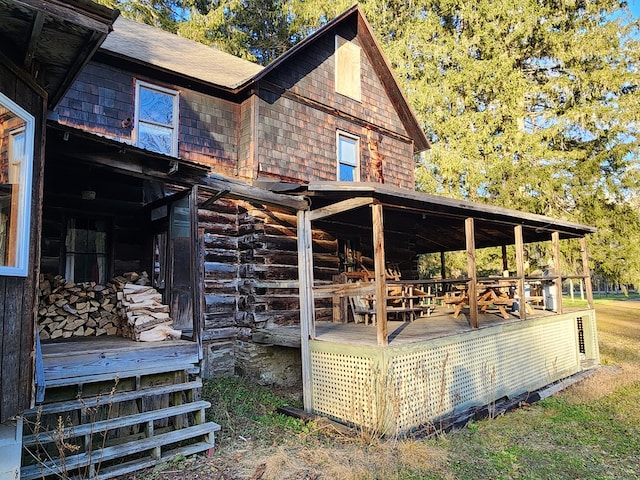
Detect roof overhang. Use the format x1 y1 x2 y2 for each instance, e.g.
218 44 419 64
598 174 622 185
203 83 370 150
0 0 119 109
46 121 309 212
295 181 595 253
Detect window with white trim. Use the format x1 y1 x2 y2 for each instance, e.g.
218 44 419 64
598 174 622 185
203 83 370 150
337 131 359 181
134 81 179 156
0 92 34 276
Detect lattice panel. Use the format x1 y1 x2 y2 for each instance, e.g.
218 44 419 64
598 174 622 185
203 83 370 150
390 318 580 433
311 314 586 435
310 349 380 430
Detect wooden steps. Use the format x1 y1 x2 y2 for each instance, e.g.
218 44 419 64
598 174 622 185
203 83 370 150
21 368 219 479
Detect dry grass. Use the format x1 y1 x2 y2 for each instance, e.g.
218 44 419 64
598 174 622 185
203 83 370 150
129 296 640 480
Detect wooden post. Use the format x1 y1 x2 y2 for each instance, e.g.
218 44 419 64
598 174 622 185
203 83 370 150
372 202 388 346
297 210 315 411
501 244 509 275
440 251 446 296
465 218 478 328
551 231 563 314
580 236 595 309
514 225 526 321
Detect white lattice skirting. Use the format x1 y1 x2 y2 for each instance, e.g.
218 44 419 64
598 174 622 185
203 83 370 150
310 310 598 435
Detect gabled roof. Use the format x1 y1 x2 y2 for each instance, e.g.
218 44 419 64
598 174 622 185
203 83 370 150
100 16 263 90
98 7 429 153
247 5 430 153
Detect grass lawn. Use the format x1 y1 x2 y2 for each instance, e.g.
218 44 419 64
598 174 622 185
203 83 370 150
133 295 640 480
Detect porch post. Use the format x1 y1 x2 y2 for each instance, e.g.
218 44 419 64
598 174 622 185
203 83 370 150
297 209 315 411
372 201 388 346
440 251 446 282
465 217 478 328
514 225 526 320
580 236 595 309
551 231 564 314
501 244 509 275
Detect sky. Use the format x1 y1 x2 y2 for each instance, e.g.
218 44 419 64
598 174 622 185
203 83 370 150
631 0 640 18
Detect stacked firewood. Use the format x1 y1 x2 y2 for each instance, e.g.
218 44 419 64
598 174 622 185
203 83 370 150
38 272 181 342
117 281 181 341
37 274 122 340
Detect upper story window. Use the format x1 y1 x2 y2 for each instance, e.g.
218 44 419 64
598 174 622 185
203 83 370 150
0 92 34 277
337 131 359 181
134 81 179 156
335 36 362 101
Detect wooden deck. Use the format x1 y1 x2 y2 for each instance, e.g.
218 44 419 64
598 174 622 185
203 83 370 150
254 306 565 348
40 336 200 386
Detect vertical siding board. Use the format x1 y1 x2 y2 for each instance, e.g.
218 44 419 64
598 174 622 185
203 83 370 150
1 277 23 418
0 62 44 421
0 278 5 413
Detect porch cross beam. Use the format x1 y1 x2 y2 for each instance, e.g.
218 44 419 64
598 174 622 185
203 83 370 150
308 197 374 221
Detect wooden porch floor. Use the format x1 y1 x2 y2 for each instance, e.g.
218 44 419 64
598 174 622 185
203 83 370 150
253 306 569 348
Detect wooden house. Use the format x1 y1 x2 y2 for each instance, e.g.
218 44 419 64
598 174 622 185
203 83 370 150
0 1 598 477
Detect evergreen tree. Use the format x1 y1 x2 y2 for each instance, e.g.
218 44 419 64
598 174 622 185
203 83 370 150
93 0 640 287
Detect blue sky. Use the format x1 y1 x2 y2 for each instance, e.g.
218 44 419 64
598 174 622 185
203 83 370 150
631 0 640 18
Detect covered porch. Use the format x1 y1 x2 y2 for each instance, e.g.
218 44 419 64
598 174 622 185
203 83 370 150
293 182 598 434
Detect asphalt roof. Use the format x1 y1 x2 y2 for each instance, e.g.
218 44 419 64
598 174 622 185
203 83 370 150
100 16 264 89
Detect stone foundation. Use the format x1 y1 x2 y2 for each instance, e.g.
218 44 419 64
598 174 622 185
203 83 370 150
234 341 301 387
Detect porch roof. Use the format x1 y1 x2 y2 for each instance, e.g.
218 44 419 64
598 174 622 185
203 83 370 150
295 181 596 253
0 0 118 108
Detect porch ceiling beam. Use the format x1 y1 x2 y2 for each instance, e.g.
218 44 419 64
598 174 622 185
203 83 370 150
308 197 373 221
15 0 115 33
200 179 308 212
23 10 44 70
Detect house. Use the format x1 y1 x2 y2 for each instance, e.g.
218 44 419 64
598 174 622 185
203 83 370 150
0 1 598 477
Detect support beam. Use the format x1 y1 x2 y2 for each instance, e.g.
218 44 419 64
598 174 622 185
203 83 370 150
465 218 478 328
372 202 388 346
580 237 595 309
440 251 446 283
297 210 315 411
501 244 508 275
514 225 526 321
308 197 373 221
551 231 563 314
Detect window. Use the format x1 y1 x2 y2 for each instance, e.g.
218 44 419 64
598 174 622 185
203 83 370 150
337 131 359 181
335 35 361 101
0 92 34 277
134 81 179 156
65 217 109 284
